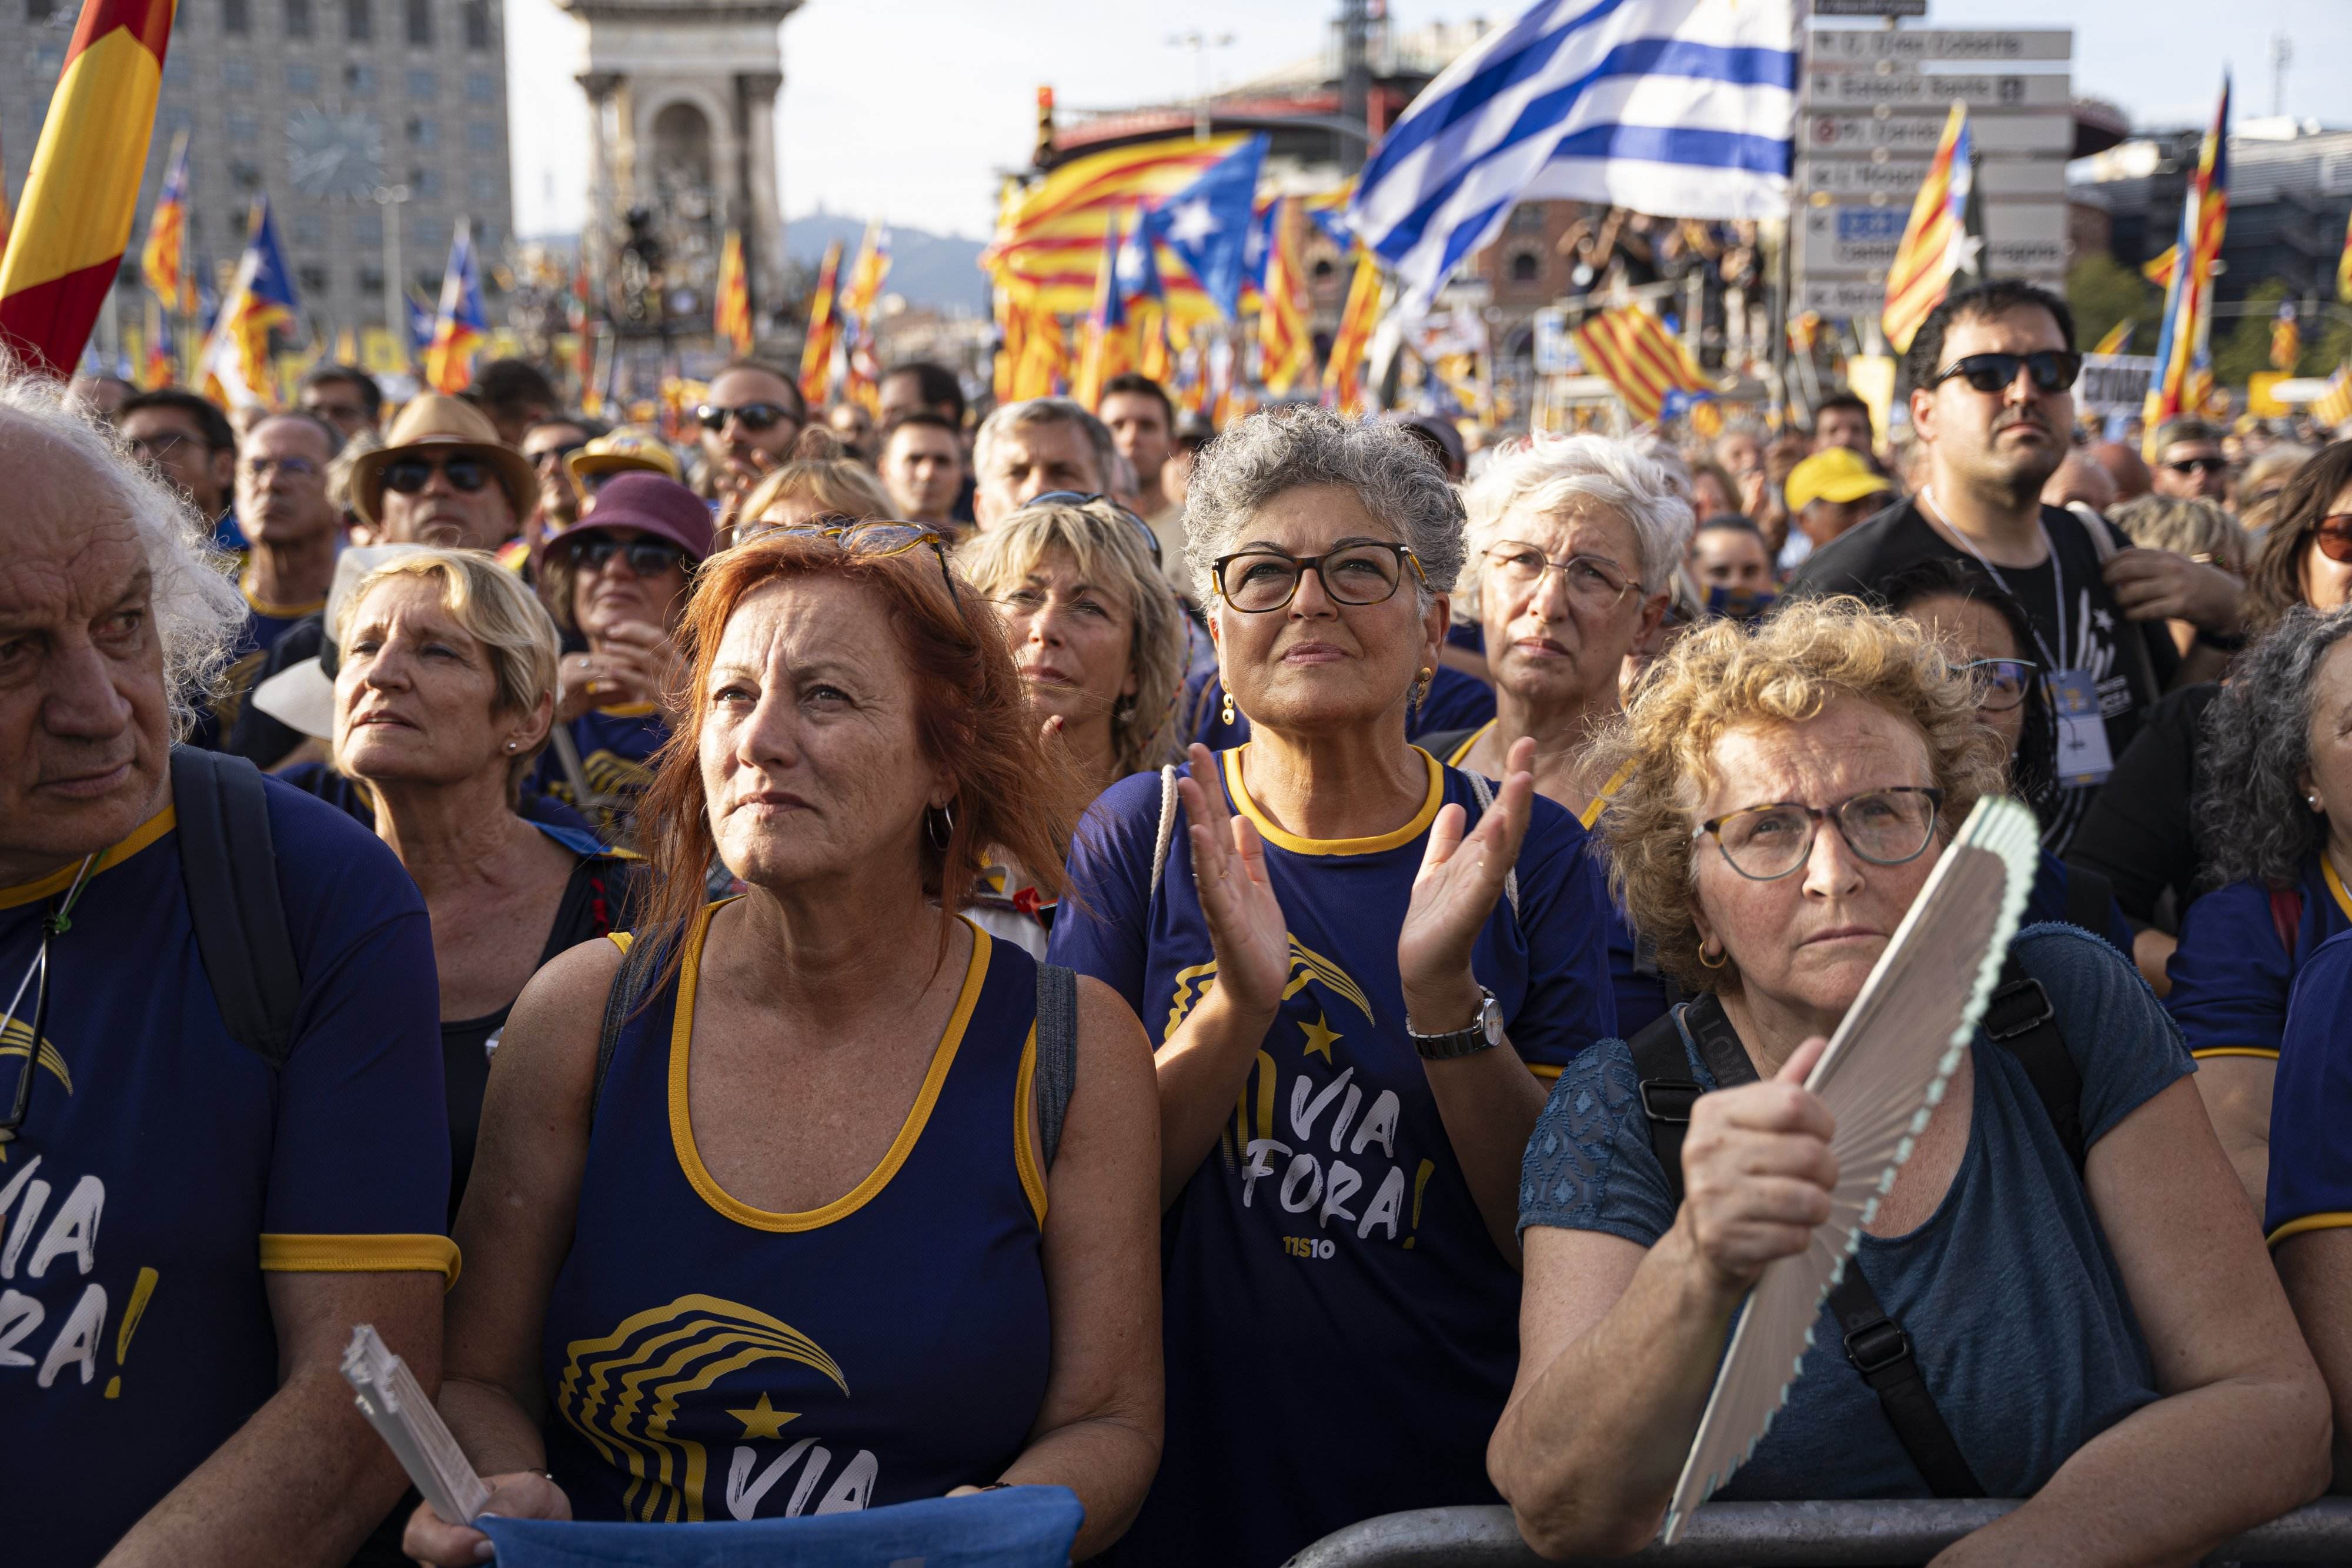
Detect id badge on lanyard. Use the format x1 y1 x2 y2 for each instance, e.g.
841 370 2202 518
2047 669 2115 787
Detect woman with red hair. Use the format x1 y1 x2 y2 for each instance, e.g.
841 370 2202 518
405 526 1163 1560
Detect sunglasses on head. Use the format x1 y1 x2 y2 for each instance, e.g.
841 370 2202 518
572 536 687 576
697 402 796 434
736 514 960 601
2164 456 2227 476
382 453 494 494
2312 514 2352 564
1023 490 1163 567
1932 350 2081 396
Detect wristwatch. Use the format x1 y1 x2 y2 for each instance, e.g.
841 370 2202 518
1409 987 1505 1059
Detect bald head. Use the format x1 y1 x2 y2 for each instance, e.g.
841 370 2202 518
2090 441 2152 506
2042 447 2118 514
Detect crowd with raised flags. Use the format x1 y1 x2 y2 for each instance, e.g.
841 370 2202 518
10 0 2352 1566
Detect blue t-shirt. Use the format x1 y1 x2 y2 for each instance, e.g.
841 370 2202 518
2166 856 2352 1060
0 778 453 1564
191 585 326 753
527 703 670 843
1520 924 2192 1502
1181 665 1495 751
2026 850 2135 957
1049 747 1614 1566
2264 930 2352 1245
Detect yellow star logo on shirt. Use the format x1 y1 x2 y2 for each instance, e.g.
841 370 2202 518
727 1392 800 1441
1300 1012 1341 1064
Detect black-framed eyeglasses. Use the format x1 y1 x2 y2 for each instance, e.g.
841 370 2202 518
2164 455 2227 476
1694 785 1945 882
1212 542 1426 614
1932 350 2081 396
1959 657 2038 713
1 857 96 1145
697 401 798 434
736 514 959 603
382 454 493 494
570 536 689 577
1483 541 1636 607
1023 490 1163 568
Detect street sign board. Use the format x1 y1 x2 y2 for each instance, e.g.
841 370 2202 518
1800 156 2068 199
1797 278 1899 317
1801 110 2076 157
1803 71 2072 110
2079 354 2156 415
1813 0 1927 15
1808 29 2071 67
1532 307 1577 375
1798 200 2068 278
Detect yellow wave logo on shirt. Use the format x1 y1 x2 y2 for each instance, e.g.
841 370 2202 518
0 1014 72 1093
554 1293 848 1522
1165 934 1377 1040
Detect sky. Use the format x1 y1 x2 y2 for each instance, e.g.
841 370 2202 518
500 0 2352 242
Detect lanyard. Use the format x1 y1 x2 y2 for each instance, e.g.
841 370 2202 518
1921 487 2069 673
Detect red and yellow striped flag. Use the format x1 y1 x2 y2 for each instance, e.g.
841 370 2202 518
1880 103 1974 355
2145 77 2230 444
0 0 177 375
139 125 191 313
1321 248 1384 415
1572 303 1709 426
2142 246 2177 290
2313 369 2352 430
2337 210 2352 305
713 229 752 356
797 239 842 407
982 134 1243 325
1258 200 1316 396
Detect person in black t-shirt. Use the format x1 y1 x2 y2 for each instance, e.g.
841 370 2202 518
1791 280 2246 852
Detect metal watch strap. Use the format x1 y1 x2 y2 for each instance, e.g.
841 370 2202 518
1410 987 1499 1059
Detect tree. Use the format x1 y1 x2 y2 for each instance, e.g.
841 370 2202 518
2066 254 2158 355
2212 278 2293 389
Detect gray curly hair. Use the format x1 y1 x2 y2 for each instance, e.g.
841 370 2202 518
0 365 244 742
2197 604 2352 891
1182 405 1466 612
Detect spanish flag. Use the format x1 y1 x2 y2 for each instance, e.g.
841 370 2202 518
713 229 752 356
797 239 841 407
1573 303 1710 427
1880 103 1978 356
0 0 177 375
139 126 192 313
1258 199 1316 397
423 219 487 394
1321 247 1384 416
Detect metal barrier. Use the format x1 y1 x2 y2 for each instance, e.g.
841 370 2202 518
1284 1500 2352 1566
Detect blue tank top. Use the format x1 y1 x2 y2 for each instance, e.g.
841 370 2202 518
540 904 1053 1522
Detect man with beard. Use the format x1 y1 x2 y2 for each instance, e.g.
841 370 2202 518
695 360 806 517
1793 280 2243 851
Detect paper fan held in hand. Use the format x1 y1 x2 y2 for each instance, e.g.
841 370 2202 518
1660 795 2043 1544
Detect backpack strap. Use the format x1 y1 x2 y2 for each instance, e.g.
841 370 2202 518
1034 961 1080 1171
1148 764 1180 899
1982 954 2086 1175
2062 862 2115 942
2271 887 2305 962
1630 989 1986 1498
589 929 664 1125
171 746 302 1068
1462 770 1521 922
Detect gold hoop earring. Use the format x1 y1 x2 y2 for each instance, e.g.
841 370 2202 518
1698 942 1728 969
1220 687 1237 727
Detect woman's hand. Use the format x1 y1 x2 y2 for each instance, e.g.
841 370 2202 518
401 1472 570 1564
1175 743 1289 1021
557 621 678 721
1676 1036 1838 1293
1398 736 1536 1030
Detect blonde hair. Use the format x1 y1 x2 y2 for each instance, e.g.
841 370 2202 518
1596 597 2005 989
737 457 893 531
956 499 1187 779
2110 493 2244 571
333 547 563 798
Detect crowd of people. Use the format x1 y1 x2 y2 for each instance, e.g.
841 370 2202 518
9 276 2352 1567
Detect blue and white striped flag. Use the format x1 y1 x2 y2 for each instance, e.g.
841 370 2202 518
1350 0 1798 313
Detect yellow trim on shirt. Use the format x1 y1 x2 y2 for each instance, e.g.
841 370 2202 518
1222 745 1444 856
607 930 635 955
1013 1025 1048 1228
259 1233 461 1285
2326 855 2352 927
2191 1047 2281 1061
1579 762 1633 831
1528 1062 1565 1082
240 578 328 621
1444 720 1495 768
2269 1212 2352 1248
669 901 991 1232
597 701 659 718
0 808 177 909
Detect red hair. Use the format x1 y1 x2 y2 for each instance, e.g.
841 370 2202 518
632 533 1078 979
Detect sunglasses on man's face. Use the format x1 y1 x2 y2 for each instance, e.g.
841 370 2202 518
382 454 494 494
697 402 796 434
1932 350 2081 396
2164 456 2228 477
528 440 587 469
571 537 687 577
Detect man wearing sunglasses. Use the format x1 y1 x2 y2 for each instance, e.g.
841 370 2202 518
2149 417 2233 503
1793 280 2245 852
694 360 806 510
349 392 538 554
520 414 606 546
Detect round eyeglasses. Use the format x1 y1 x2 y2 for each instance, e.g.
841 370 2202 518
1212 543 1425 614
1483 541 1635 608
1694 785 1945 882
1959 658 2038 714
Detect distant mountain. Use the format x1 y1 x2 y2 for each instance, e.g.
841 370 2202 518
784 213 990 315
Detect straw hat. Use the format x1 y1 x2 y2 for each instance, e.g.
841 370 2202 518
348 392 538 529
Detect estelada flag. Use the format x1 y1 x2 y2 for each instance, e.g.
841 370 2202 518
798 239 842 407
1880 103 1979 356
424 220 487 395
1073 210 1135 409
195 196 298 409
1573 303 1709 427
1258 200 1316 397
983 134 1244 323
0 0 177 375
1321 247 1384 416
714 229 753 356
139 126 192 313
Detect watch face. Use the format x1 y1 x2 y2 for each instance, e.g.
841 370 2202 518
1481 994 1505 1045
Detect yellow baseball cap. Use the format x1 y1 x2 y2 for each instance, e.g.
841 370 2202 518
566 426 683 487
1785 447 1892 514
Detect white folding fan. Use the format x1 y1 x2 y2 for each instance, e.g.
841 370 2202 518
1659 794 2042 1544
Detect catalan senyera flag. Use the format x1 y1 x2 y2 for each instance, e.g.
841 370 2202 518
1011 302 1072 400
2090 319 2134 356
0 0 177 375
2273 300 2301 374
1258 199 1316 396
1573 303 1710 427
799 239 843 407
2141 246 2177 290
2312 368 2352 430
138 126 192 314
2337 209 2352 305
2145 76 2230 447
1073 212 1135 409
838 222 891 413
1322 248 1384 415
195 197 298 409
1880 103 1976 356
982 134 1247 325
423 219 488 395
138 294 171 387
713 229 753 356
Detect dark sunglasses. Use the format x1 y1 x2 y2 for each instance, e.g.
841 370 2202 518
1932 350 2081 396
697 401 797 434
1024 490 1162 567
570 536 687 576
382 453 494 494
2312 514 2352 564
736 514 958 602
529 440 587 469
2164 456 2227 476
